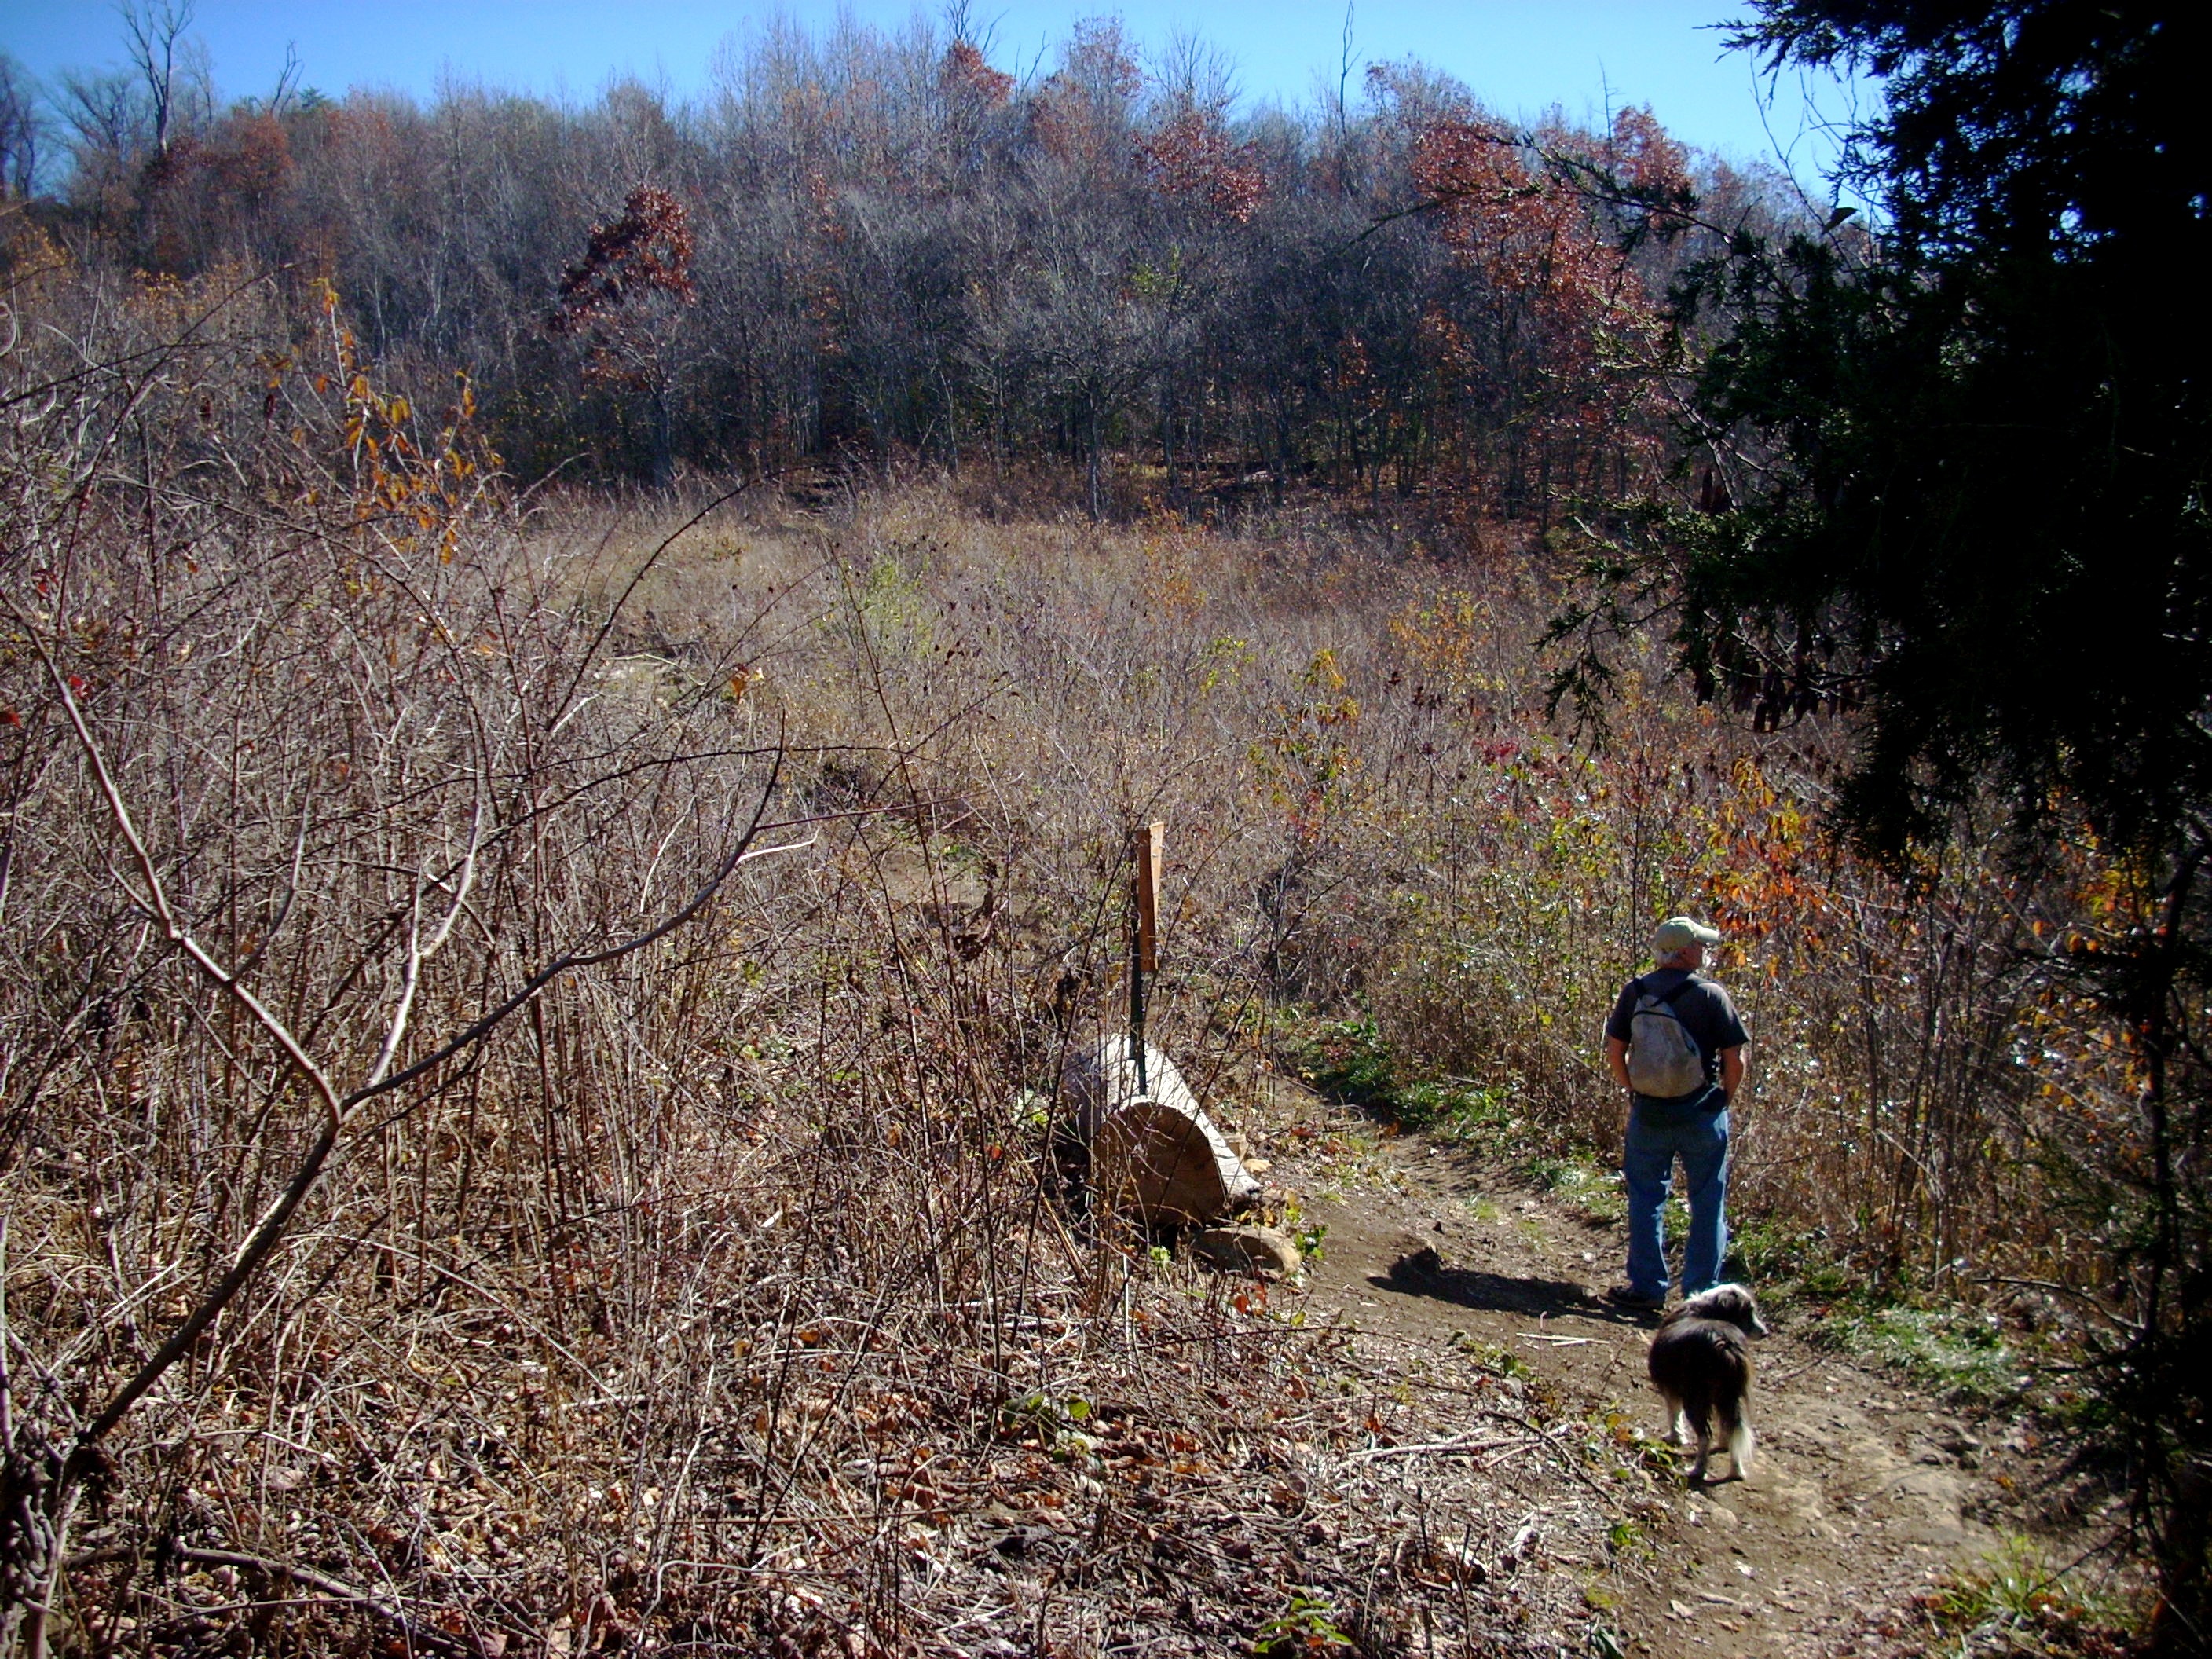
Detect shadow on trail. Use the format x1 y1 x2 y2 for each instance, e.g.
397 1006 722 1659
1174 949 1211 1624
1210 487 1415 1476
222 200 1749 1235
1369 1248 1654 1329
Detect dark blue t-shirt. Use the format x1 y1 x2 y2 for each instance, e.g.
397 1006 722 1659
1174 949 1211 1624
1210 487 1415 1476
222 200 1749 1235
1605 969 1749 1094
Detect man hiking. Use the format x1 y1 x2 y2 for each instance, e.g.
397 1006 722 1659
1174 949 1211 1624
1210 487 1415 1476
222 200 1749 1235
1602 916 1749 1310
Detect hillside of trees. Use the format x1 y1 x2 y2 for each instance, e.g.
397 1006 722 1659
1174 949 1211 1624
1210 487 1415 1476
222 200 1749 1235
2 11 1807 515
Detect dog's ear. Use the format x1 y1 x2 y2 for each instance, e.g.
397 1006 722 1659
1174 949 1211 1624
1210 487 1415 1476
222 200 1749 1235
1726 1286 1771 1338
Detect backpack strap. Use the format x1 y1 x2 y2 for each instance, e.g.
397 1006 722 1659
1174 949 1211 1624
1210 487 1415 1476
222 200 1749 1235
1633 974 1702 1009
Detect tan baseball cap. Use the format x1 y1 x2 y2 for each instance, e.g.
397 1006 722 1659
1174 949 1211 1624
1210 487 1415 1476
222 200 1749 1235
1654 916 1721 953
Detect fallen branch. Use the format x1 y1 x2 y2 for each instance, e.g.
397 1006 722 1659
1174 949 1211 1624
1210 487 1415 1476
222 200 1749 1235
1345 1434 1514 1463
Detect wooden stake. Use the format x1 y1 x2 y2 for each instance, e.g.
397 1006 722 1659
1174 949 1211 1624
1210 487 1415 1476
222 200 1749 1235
1134 820 1163 974
1130 821 1164 1093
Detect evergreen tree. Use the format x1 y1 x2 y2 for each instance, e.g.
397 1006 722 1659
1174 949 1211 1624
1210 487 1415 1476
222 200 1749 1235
1561 5 2211 1641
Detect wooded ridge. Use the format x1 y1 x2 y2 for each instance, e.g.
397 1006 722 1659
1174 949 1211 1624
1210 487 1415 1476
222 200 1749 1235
2 13 1805 515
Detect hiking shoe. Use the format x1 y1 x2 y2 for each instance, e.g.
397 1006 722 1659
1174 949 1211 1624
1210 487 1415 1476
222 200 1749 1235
1604 1285 1664 1310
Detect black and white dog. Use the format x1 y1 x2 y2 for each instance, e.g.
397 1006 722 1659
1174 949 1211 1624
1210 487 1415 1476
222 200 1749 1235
1647 1284 1770 1482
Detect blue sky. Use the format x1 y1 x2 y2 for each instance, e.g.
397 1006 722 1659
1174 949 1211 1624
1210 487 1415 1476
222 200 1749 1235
2 1 1872 185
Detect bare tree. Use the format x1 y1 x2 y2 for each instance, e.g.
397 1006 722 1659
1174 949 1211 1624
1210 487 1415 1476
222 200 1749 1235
0 56 38 199
117 0 195 158
53 68 142 192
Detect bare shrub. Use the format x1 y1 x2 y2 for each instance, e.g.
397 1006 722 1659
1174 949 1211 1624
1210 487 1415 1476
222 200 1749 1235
0 274 2114 1654
0 269 1651 1659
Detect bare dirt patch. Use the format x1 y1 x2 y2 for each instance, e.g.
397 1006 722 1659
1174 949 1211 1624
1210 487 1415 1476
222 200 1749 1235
1226 1074 2081 1659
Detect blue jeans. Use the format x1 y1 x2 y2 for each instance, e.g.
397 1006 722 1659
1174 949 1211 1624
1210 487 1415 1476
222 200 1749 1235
1624 1094 1730 1300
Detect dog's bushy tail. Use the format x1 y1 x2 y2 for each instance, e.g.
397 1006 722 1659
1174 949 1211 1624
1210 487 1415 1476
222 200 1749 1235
1723 1407 1755 1478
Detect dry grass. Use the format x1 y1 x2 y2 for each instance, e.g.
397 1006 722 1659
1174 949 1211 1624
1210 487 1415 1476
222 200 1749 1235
575 475 2074 1287
0 295 1663 1659
0 278 2114 1657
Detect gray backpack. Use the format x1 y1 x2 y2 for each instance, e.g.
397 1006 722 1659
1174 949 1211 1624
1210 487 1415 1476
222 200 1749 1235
1626 977 1706 1099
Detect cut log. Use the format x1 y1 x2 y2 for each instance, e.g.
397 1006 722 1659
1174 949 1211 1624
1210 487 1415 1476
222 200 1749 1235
1061 1035 1260 1225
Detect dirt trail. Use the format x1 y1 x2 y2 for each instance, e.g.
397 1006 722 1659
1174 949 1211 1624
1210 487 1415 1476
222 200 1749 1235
1241 1077 2049 1658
